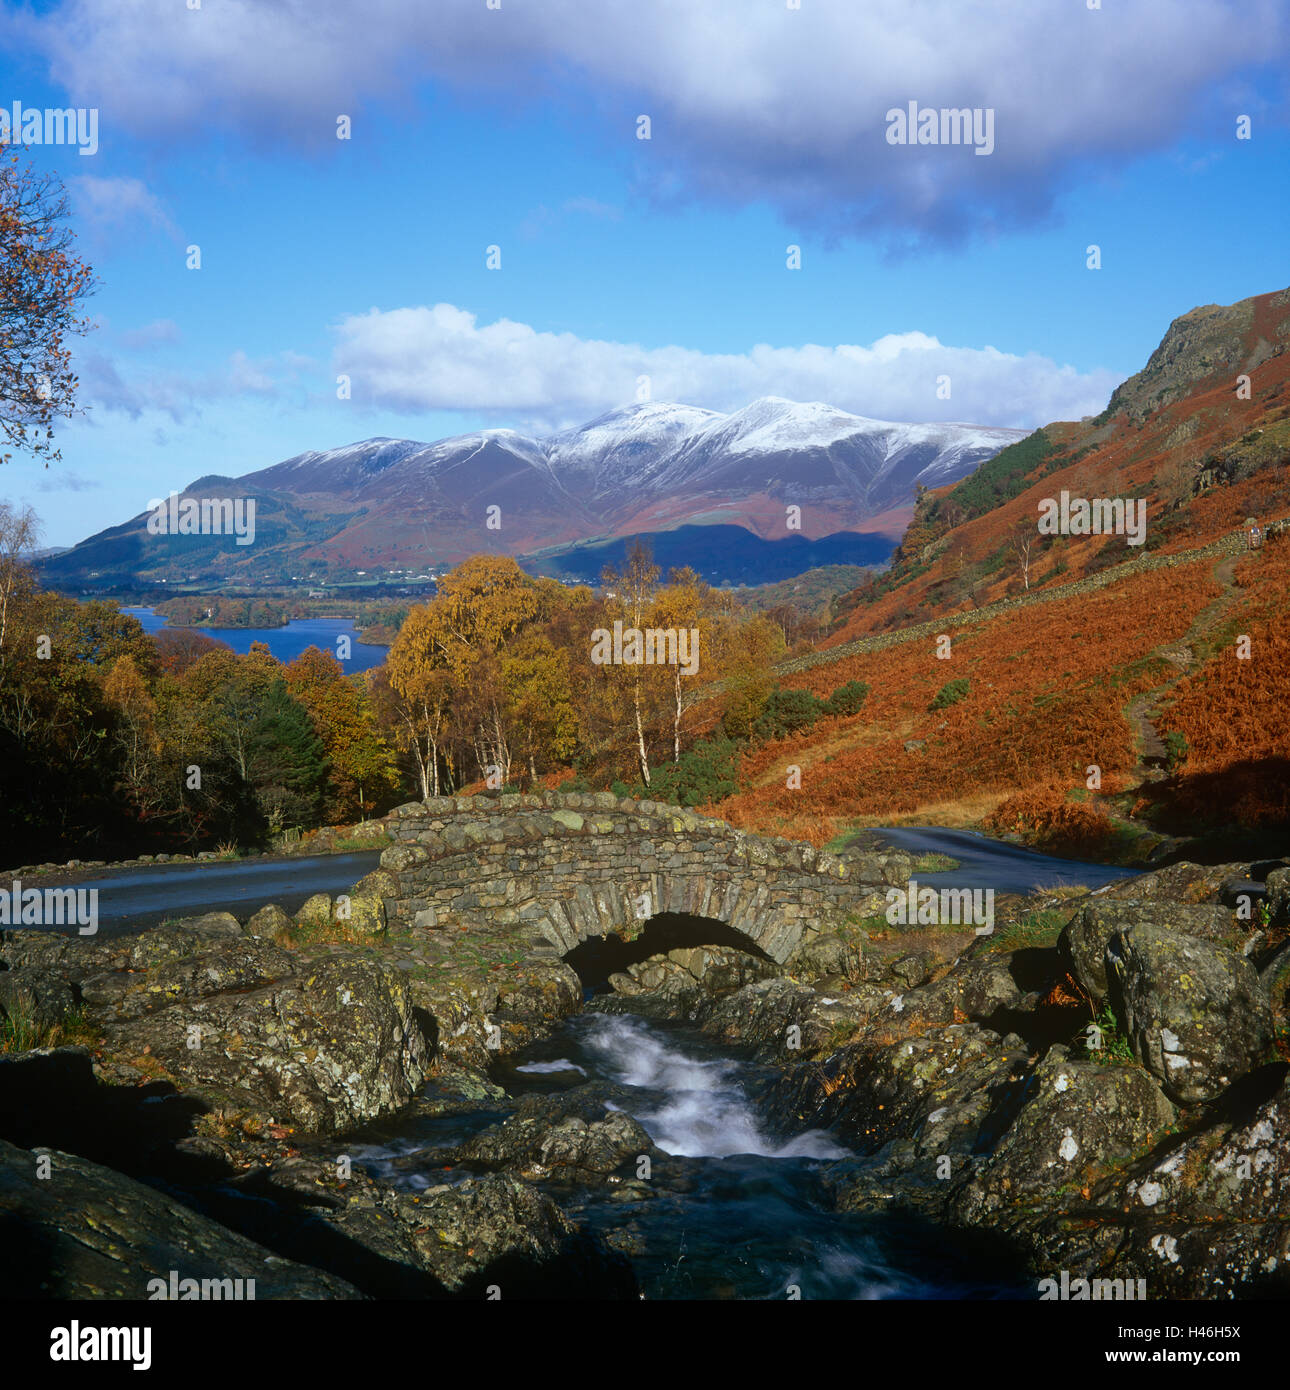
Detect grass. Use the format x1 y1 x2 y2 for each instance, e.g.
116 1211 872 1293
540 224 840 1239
1032 881 1091 900
911 852 961 873
981 907 1069 954
0 1001 100 1055
271 915 385 948
329 832 392 853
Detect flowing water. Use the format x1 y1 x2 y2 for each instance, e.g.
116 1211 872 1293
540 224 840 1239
354 1010 1029 1300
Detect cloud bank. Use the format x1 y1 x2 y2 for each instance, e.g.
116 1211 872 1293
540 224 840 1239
16 0 1288 243
332 303 1123 429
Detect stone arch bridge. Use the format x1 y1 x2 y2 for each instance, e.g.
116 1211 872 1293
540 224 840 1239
373 792 910 965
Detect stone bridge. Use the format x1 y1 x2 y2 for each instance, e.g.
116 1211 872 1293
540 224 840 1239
373 791 909 965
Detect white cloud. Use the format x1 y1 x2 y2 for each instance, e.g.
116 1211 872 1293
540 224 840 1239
18 0 1288 242
332 302 1123 428
68 174 176 243
78 349 280 422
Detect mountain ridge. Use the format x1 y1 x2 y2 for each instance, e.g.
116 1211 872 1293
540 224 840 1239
41 398 1028 587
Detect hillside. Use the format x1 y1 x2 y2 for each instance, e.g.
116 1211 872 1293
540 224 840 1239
827 286 1290 641
706 287 1290 858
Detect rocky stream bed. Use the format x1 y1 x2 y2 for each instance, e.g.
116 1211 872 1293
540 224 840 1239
2 823 1288 1301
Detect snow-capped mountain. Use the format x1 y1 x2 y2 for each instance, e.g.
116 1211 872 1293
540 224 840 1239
43 398 1028 585
242 398 1025 528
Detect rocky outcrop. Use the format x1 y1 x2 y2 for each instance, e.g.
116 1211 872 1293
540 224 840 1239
1059 898 1240 1003
453 1094 659 1185
952 1048 1177 1222
1 915 431 1137
607 944 779 1015
1106 923 1272 1104
0 1137 362 1299
4 826 1288 1304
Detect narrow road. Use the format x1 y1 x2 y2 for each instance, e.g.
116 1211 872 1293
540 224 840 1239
20 852 384 938
858 826 1137 894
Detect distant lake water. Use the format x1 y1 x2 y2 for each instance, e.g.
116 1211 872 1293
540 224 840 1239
121 607 388 673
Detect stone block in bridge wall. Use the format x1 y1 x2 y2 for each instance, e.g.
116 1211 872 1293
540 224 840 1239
377 796 893 957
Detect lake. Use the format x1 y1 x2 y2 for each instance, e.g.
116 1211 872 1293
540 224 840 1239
121 607 388 673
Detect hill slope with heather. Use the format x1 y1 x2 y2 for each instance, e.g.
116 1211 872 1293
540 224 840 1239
709 287 1290 859
828 286 1290 640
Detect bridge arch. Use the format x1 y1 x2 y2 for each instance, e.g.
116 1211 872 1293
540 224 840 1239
373 791 907 967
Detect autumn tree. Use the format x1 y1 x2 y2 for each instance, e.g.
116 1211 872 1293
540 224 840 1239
152 625 225 676
373 656 456 798
712 612 784 740
0 590 153 855
0 502 38 652
1 156 96 465
501 633 579 784
102 653 160 812
652 566 708 763
601 540 663 786
285 645 398 819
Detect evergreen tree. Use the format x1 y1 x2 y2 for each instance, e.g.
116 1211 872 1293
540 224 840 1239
245 679 329 832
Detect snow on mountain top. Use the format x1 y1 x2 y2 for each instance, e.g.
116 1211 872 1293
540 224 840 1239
546 402 721 454
242 400 1029 497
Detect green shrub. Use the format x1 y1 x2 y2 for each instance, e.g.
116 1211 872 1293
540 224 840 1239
822 679 869 717
1163 730 1189 774
751 687 825 741
929 678 970 711
644 736 741 807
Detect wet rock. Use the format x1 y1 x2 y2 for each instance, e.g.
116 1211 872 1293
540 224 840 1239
0 1137 362 1299
249 1158 637 1298
423 1062 508 1106
699 976 881 1058
1107 924 1272 1104
403 957 582 1071
455 1103 656 1183
765 1022 1029 1163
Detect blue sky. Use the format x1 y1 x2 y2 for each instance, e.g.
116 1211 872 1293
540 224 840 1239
2 0 1287 546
